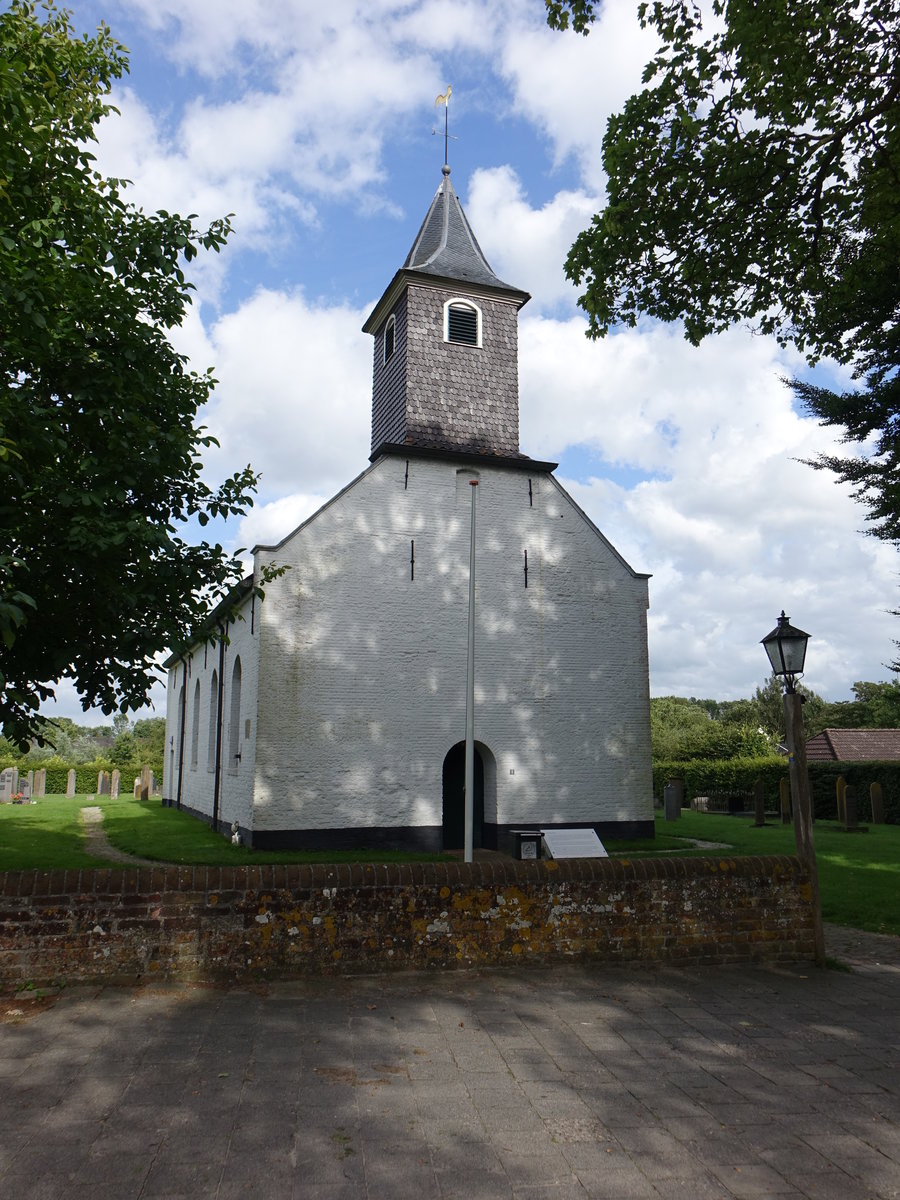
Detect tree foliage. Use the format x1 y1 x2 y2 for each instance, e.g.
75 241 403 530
546 0 900 542
0 2 266 746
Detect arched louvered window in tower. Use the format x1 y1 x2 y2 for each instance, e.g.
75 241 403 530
383 314 396 363
444 299 481 347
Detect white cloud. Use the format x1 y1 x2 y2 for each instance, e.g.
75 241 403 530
466 166 597 311
238 492 330 550
199 287 372 502
499 0 658 187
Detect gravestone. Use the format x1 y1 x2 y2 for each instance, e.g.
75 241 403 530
779 777 791 823
663 783 681 820
66 769 76 797
133 777 141 799
140 766 151 801
870 782 885 824
33 769 46 797
843 784 858 830
753 777 766 827
20 779 31 801
836 775 847 825
26 769 34 794
0 766 18 800
97 771 110 795
111 769 120 799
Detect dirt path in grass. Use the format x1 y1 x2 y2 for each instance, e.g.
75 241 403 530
80 805 160 866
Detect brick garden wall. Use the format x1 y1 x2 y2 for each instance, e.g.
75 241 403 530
0 855 815 988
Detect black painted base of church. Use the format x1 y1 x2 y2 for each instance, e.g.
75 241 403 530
167 800 655 853
243 820 655 854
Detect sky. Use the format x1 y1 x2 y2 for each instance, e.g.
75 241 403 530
44 0 898 725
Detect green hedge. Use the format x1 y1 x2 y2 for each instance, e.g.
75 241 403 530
653 757 787 805
654 756 899 823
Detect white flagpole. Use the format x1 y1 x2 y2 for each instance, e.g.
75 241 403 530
464 479 478 863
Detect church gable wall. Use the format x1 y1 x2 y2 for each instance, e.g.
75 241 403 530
252 455 651 843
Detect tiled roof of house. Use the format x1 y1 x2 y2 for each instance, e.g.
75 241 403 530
805 728 900 761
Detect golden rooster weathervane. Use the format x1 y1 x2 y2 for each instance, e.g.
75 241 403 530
435 84 454 167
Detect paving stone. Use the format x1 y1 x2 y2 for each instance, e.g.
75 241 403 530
0 925 898 1200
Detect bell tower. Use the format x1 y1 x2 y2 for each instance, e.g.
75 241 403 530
363 165 530 460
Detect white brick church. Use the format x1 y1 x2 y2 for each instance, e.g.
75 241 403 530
163 166 654 851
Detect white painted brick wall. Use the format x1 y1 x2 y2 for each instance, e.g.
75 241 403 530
163 596 259 832
250 453 653 835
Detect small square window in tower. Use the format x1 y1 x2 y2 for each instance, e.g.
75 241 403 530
447 301 479 346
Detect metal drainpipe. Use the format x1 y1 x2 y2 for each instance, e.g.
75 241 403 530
211 625 226 833
175 658 188 810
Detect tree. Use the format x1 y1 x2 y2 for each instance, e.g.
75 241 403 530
0 2 268 747
649 695 770 760
545 1 900 542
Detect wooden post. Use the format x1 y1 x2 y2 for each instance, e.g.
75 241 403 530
784 692 825 967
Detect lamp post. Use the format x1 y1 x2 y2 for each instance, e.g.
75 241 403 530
760 612 825 967
464 479 478 864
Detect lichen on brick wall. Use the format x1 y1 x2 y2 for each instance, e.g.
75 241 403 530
0 856 815 987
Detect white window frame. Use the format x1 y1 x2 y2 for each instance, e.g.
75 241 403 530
443 298 482 347
383 314 396 364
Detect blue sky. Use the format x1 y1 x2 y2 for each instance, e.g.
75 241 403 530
45 0 898 722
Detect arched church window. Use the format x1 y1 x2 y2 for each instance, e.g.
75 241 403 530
190 680 200 769
444 299 482 347
207 670 218 772
228 657 242 774
383 314 396 363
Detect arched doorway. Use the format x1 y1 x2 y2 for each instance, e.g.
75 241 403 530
442 742 484 850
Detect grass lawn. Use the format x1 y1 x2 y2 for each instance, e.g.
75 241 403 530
0 794 454 870
606 810 900 938
1 798 897 936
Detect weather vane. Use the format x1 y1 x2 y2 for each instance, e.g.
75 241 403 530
434 85 457 167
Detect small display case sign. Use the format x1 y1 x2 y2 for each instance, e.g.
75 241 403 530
541 828 608 859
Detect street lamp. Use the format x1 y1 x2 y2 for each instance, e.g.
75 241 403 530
761 611 809 693
760 612 825 967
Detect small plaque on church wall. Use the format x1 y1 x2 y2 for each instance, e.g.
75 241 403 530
542 828 608 859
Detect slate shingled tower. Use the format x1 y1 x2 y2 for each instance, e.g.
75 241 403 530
363 165 530 459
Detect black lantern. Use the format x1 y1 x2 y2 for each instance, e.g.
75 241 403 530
761 611 810 693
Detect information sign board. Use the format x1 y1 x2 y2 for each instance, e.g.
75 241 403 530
541 828 608 859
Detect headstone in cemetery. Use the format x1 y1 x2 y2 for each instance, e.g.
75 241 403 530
0 766 18 801
20 779 31 801
66 769 76 797
541 828 608 859
111 769 120 799
836 775 847 825
779 777 791 823
870 782 885 825
140 765 151 801
133 777 141 799
841 786 866 832
33 769 46 797
663 783 681 820
26 769 34 793
97 770 111 795
753 776 766 826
